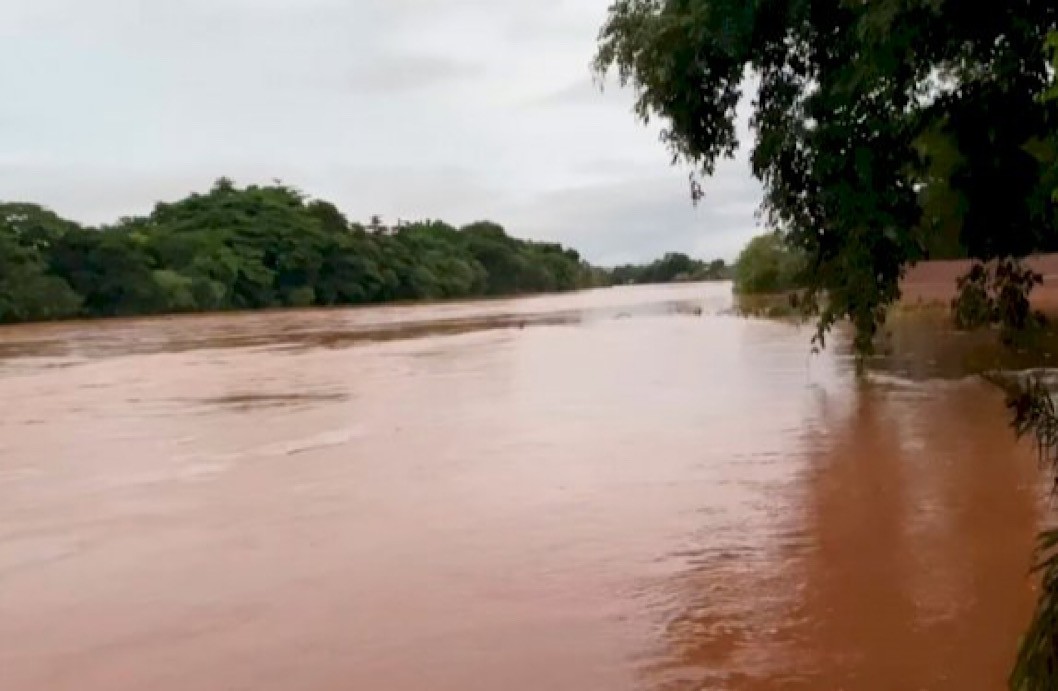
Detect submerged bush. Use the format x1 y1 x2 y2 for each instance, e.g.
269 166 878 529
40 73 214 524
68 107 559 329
733 232 806 295
951 259 1046 342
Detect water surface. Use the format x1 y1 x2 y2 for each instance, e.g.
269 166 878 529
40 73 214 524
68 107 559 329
0 283 1043 690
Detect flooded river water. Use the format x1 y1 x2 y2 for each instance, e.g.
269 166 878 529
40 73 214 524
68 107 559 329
0 282 1045 690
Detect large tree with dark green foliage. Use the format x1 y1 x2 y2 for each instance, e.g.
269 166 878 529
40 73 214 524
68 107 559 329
596 0 1058 352
0 180 606 323
0 204 83 321
596 2 1058 686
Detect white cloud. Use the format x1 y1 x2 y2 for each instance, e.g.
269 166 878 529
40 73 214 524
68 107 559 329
0 0 763 262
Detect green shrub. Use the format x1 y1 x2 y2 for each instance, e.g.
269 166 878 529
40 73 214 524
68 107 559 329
733 232 806 295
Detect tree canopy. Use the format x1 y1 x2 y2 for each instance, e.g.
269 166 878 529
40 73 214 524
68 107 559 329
0 180 610 323
733 231 805 295
595 0 1058 352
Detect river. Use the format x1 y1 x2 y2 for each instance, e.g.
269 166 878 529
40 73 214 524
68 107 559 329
0 282 1044 690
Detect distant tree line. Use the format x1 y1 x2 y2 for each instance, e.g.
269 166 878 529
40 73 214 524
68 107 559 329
610 252 730 285
0 179 615 324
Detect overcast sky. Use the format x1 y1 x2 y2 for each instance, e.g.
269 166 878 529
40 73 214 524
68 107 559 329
0 0 762 264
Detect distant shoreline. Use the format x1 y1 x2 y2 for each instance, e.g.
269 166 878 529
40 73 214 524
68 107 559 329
0 279 730 331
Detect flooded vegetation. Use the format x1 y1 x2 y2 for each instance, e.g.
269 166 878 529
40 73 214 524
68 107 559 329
0 282 1043 690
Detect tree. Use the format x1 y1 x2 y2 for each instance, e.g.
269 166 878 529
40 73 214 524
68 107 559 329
0 205 82 322
705 259 728 280
315 230 386 305
0 234 81 322
0 203 80 253
49 228 167 316
733 232 804 295
596 0 1058 352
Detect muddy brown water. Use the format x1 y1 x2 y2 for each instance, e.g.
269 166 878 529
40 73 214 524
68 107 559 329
901 252 1058 311
0 283 1046 690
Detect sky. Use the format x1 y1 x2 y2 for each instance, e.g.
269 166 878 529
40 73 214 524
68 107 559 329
0 0 763 265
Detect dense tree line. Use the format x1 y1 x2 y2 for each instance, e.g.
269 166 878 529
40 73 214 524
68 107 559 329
610 252 729 285
0 179 608 324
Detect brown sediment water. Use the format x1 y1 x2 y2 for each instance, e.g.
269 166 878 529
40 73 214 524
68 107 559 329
901 252 1058 311
0 283 1044 690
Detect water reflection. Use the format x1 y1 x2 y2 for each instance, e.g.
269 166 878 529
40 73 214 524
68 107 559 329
789 379 1039 689
642 370 1041 689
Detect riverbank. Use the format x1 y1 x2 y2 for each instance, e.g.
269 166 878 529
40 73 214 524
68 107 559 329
901 253 1058 310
